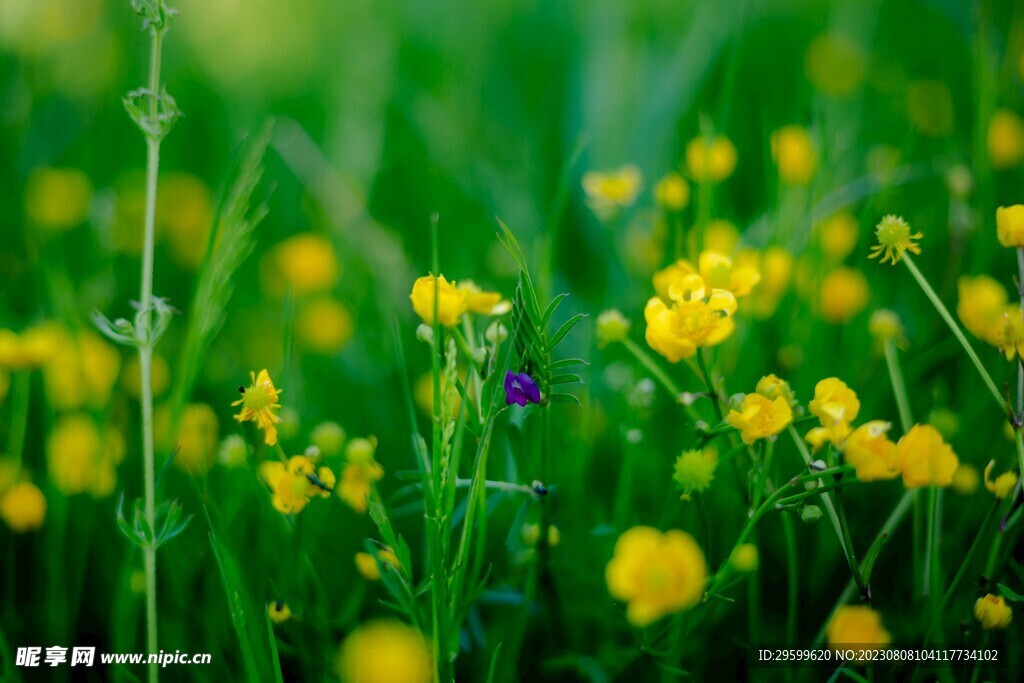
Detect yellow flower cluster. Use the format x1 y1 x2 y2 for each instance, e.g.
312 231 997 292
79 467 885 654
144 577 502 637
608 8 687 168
645 273 737 363
771 125 817 185
409 275 504 327
605 526 707 627
338 437 384 514
686 134 737 183
726 376 794 444
258 454 335 515
354 546 401 581
47 414 125 497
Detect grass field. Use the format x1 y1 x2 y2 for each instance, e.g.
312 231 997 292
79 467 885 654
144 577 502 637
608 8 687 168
2 0 1024 681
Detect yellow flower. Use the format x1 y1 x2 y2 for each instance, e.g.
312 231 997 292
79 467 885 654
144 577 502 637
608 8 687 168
258 455 335 514
896 424 958 488
842 421 899 482
232 369 283 446
24 167 93 235
771 125 817 185
582 165 642 215
356 546 402 581
336 620 433 683
805 33 865 97
755 374 795 404
654 172 690 211
171 404 219 474
605 526 707 627
0 324 63 370
727 393 793 444
409 274 468 327
697 251 761 297
958 275 1009 345
644 274 737 363
297 297 354 354
974 594 1013 630
817 212 859 262
807 378 860 447
673 448 717 499
264 233 339 297
951 464 980 495
704 219 741 254
996 205 1024 248
988 109 1024 169
819 267 869 323
42 328 120 411
338 437 384 514
869 214 922 265
0 482 46 533
158 173 214 269
267 601 292 624
685 134 737 183
984 460 1019 500
47 414 124 497
869 310 907 349
826 605 891 650
596 309 631 347
997 310 1024 361
729 544 759 573
458 281 505 315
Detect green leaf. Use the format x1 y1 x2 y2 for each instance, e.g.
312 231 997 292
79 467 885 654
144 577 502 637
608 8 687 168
208 529 262 682
264 610 285 683
547 393 582 405
546 313 586 352
549 374 582 385
997 583 1024 602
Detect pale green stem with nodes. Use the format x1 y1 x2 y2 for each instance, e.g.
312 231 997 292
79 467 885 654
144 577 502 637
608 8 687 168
138 25 166 683
902 254 1005 414
787 426 867 598
1014 248 1024 479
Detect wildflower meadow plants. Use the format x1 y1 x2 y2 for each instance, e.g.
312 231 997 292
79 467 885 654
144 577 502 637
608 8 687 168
5 1 1024 682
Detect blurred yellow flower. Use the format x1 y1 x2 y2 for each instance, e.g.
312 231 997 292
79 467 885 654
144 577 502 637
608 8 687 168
897 424 958 488
685 134 737 183
736 247 793 318
410 274 468 327
47 414 124 497
654 172 690 211
819 268 869 323
644 274 737 363
755 374 795 404
582 165 642 215
771 125 817 184
951 463 980 495
703 219 741 254
988 109 1024 169
605 526 707 627
43 328 120 411
264 233 339 297
339 437 384 514
0 323 63 370
869 215 922 265
122 352 170 400
727 392 793 444
653 252 759 301
336 620 433 683
0 482 46 533
171 404 219 474
267 601 292 624
975 594 1013 630
158 173 214 269
906 80 954 138
996 205 1024 248
232 369 283 446
869 310 907 348
458 281 505 315
258 455 335 514
842 421 899 482
817 212 859 262
355 546 401 581
805 33 865 97
729 544 759 573
958 275 1009 346
24 167 92 235
998 311 1024 361
807 377 860 447
297 297 354 354
596 309 631 347
673 448 716 499
984 460 1018 500
826 606 890 650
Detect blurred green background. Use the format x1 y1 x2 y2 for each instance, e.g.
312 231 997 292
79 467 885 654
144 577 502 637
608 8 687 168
2 0 1024 680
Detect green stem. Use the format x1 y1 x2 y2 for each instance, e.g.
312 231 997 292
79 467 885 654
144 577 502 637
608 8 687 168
6 371 30 470
782 514 798 674
138 26 165 683
883 339 913 434
621 337 682 400
696 348 724 422
903 255 1006 414
787 426 866 598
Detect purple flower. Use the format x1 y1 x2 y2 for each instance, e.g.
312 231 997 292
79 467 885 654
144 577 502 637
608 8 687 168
505 370 541 406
